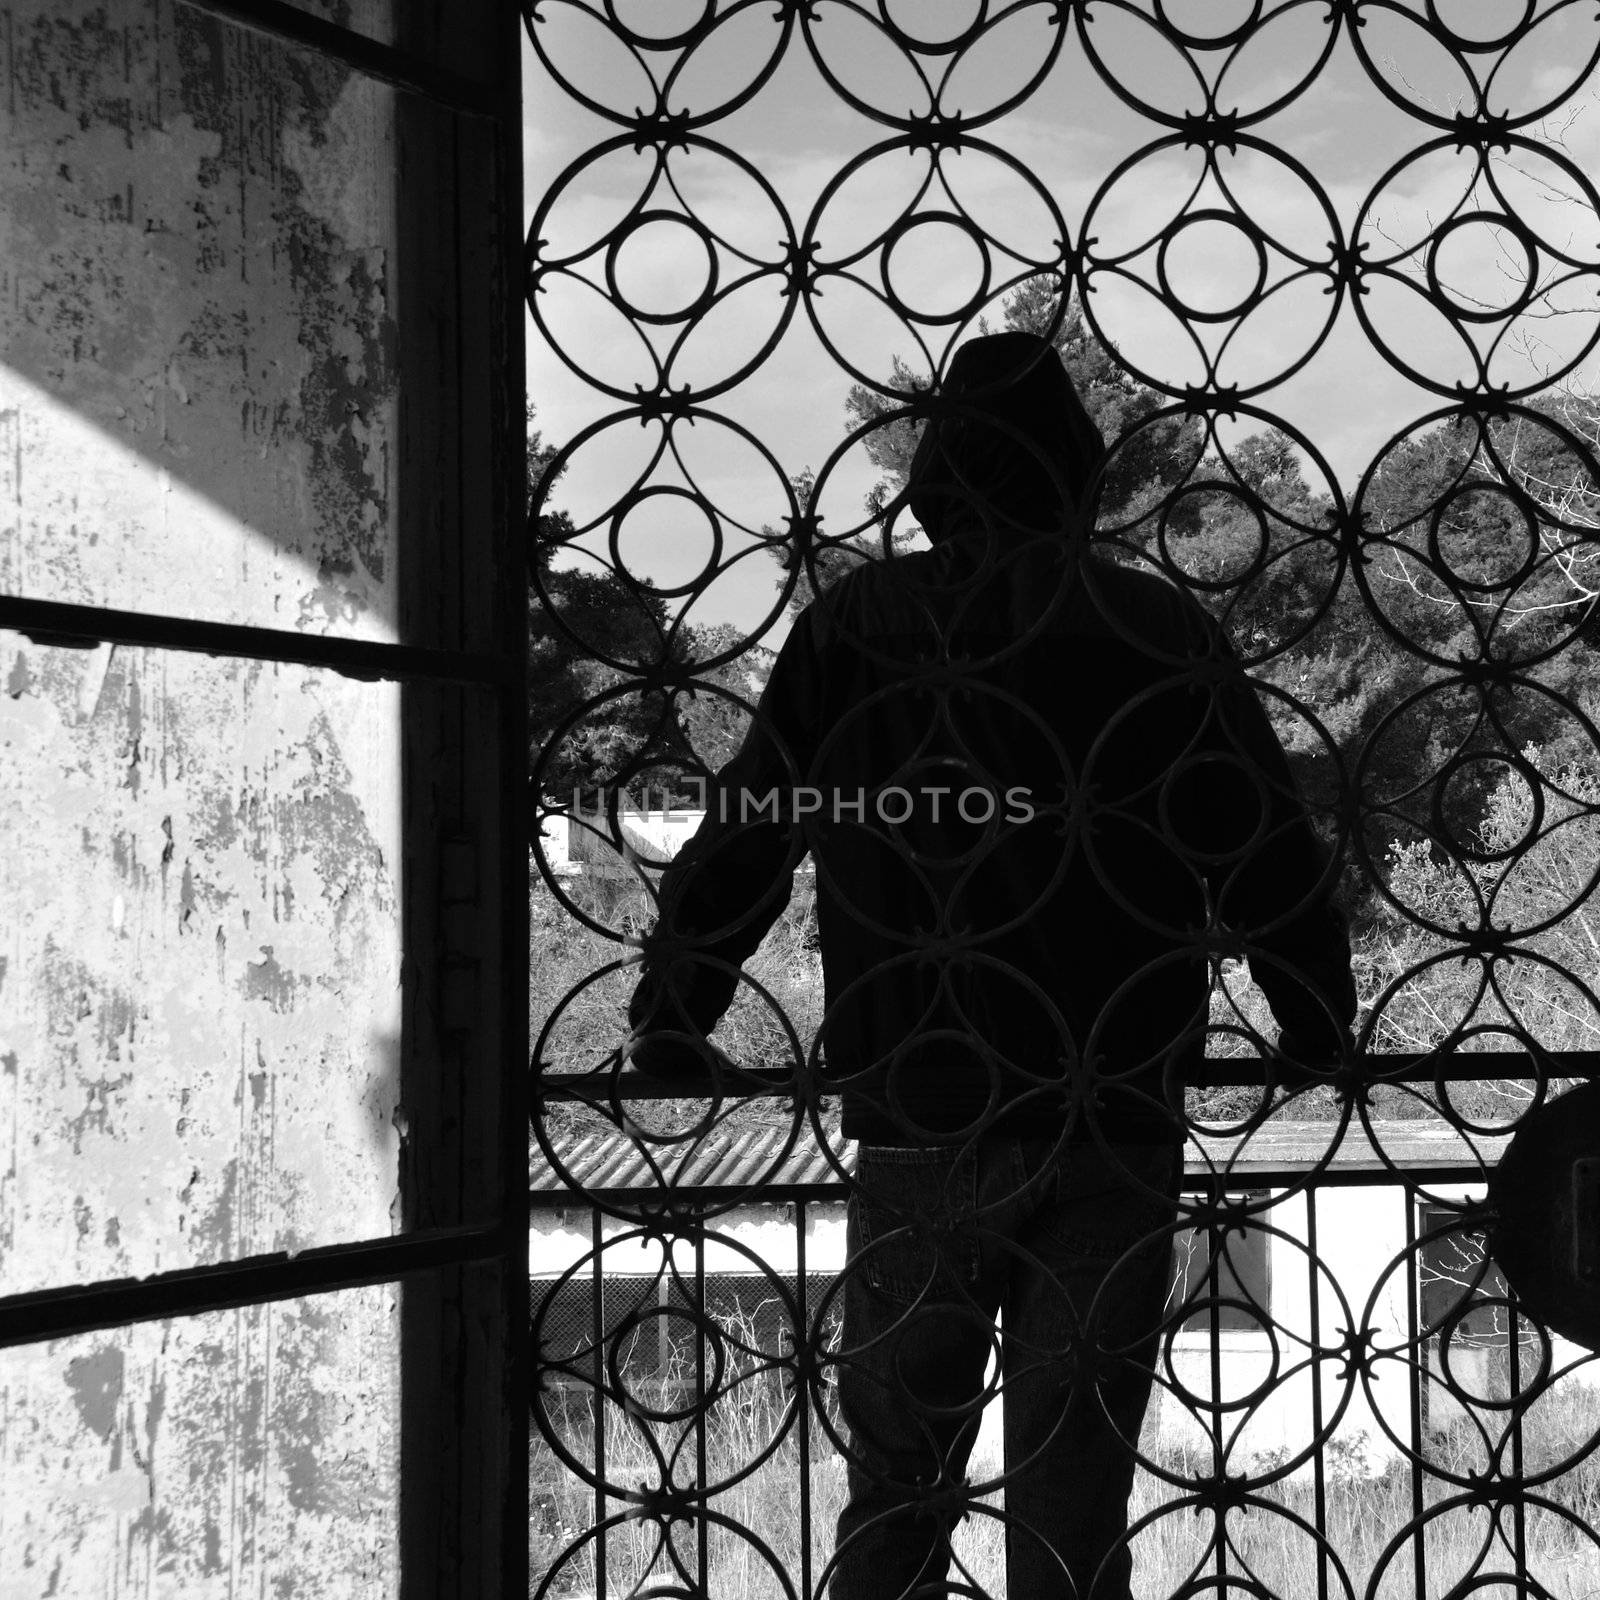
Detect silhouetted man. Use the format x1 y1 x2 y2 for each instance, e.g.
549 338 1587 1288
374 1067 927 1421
627 332 1354 1599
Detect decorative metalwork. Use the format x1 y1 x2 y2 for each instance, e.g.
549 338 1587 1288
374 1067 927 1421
524 3 1600 1596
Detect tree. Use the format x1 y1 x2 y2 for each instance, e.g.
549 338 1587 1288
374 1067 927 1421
529 407 675 802
675 622 773 777
1288 400 1599 854
1358 750 1600 1120
838 282 1207 532
528 406 770 804
758 465 917 621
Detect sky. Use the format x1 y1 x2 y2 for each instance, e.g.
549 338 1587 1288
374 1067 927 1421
521 0 1600 643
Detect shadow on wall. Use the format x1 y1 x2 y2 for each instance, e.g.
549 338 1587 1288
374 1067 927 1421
1 2 404 636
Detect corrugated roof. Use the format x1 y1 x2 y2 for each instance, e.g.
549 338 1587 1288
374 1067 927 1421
529 1118 842 1194
528 1118 1509 1196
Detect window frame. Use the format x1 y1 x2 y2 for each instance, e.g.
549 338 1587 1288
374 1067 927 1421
1167 1191 1274 1336
0 3 529 1596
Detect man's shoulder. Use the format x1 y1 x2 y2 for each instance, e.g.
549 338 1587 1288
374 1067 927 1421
792 546 942 634
1082 551 1216 641
1084 549 1197 606
792 544 1217 652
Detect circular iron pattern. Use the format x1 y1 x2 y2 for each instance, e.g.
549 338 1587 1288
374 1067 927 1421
524 4 1600 1597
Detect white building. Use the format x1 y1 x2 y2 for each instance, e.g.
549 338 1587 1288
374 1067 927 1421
530 1117 1596 1479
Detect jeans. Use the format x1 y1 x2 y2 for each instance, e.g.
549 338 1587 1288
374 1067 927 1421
827 1136 1182 1600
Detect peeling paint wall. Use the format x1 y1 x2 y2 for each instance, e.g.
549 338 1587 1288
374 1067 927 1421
0 0 402 636
0 1288 399 1600
0 2 408 1593
0 644 403 1293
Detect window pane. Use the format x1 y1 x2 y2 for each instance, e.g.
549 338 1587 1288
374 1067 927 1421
1418 1204 1509 1336
0 637 403 1295
0 1285 398 1596
1168 1201 1272 1334
0 0 404 642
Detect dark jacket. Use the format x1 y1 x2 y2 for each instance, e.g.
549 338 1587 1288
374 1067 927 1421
629 335 1354 1143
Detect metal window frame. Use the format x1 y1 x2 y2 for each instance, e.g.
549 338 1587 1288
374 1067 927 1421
0 2 529 1595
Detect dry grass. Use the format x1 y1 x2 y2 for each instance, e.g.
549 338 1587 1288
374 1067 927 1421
530 1333 1600 1600
532 865 826 1068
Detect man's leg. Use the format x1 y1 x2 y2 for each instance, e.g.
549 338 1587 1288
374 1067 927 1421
828 1143 1000 1600
1000 1139 1181 1600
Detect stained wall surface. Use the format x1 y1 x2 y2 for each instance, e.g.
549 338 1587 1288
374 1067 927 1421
0 2 410 1592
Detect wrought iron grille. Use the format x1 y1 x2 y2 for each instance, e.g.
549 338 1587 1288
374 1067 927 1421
523 3 1600 1596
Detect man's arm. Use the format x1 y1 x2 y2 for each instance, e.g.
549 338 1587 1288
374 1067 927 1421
1191 634 1357 1068
626 608 825 1079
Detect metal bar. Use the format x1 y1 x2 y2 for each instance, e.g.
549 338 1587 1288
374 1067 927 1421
695 1230 709 1599
539 1051 1600 1103
1178 1163 1497 1188
1184 1050 1600 1087
1205 1219 1227 1594
1164 1164 1504 1188
1305 1188 1330 1600
652 1269 667 1376
491 12 534 1588
528 1165 1505 1206
174 0 497 118
1509 1297 1528 1584
795 1199 814 1600
0 595 511 686
528 1176 1528 1600
591 1208 608 1600
0 1222 503 1348
1404 1195 1427 1600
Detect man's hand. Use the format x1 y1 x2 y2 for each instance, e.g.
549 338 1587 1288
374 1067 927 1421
623 1025 737 1085
1272 1027 1353 1092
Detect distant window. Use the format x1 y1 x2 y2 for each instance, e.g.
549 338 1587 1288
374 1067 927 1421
1166 1195 1272 1333
1416 1201 1541 1421
1417 1202 1510 1346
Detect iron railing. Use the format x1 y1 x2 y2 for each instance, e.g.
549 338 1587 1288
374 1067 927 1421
530 1143 1600 1600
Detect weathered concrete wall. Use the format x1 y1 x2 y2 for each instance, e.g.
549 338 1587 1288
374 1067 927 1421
0 1286 399 1600
0 0 402 635
1 2 408 1592
0 1 403 636
0 644 404 1290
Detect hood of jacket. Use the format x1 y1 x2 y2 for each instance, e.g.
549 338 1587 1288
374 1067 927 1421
903 331 1106 544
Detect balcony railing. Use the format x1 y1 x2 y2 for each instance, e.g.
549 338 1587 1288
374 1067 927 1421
529 1082 1600 1600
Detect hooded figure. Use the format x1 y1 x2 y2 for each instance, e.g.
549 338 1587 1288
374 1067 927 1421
625 331 1353 1600
903 327 1107 539
629 330 1351 1141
